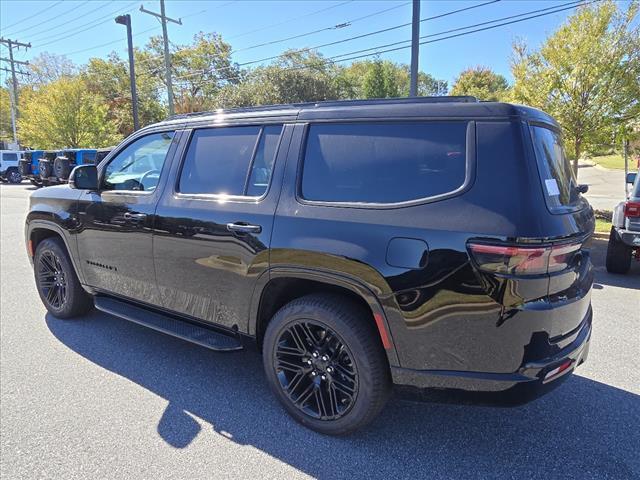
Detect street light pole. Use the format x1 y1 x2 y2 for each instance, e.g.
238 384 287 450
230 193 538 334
115 14 140 131
409 0 420 97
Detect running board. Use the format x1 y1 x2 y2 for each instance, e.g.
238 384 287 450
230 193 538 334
94 296 243 351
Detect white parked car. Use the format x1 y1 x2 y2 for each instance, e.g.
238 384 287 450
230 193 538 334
606 170 639 273
0 150 23 184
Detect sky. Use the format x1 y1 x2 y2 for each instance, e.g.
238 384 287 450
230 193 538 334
0 0 634 88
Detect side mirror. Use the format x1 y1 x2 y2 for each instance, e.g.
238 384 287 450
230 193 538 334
577 184 589 194
69 164 98 190
626 172 637 185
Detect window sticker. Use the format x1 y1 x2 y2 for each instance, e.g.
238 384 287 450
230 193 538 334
545 178 560 196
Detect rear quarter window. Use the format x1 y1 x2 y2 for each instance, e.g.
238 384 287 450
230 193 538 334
530 125 581 213
300 122 469 204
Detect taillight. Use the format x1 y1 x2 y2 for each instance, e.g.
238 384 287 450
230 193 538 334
468 241 582 276
624 201 640 218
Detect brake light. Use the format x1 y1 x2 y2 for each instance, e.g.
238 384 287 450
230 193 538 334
468 241 582 276
624 201 640 218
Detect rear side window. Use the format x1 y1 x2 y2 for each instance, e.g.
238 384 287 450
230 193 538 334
179 125 282 197
3 153 18 162
301 122 468 204
530 125 580 212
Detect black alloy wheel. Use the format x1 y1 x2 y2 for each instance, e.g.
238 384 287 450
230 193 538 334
38 250 68 310
275 320 358 420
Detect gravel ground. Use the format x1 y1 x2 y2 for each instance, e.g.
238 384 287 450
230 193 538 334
1 183 639 480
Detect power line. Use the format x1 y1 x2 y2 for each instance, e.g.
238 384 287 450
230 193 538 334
11 1 91 36
1 1 63 33
33 1 139 49
175 0 502 81
28 1 117 43
0 38 31 145
175 0 591 86
232 2 411 54
227 0 354 40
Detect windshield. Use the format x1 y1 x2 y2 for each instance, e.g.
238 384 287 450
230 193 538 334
530 125 581 213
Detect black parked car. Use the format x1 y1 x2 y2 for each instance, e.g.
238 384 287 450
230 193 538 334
25 97 595 435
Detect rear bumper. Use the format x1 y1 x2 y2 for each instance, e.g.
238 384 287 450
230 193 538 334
616 228 640 247
391 307 591 404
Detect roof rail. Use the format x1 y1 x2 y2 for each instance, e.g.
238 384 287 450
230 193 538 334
167 96 479 121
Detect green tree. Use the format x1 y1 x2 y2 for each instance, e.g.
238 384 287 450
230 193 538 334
25 52 77 87
18 77 119 149
450 66 509 101
84 53 165 136
362 60 388 98
139 32 240 113
0 87 11 143
217 50 339 107
511 0 640 171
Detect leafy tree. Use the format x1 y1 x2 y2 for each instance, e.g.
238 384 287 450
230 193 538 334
84 53 165 136
511 0 640 171
0 87 12 142
25 52 77 86
362 60 388 98
450 66 509 101
139 32 241 113
217 50 339 107
18 77 120 148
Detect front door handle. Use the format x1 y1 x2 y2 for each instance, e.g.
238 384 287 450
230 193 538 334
226 222 262 234
124 212 147 221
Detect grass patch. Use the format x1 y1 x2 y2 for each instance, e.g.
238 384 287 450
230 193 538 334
595 218 612 234
589 154 626 170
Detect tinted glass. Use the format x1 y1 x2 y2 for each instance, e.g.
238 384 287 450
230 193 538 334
301 122 468 203
246 125 282 196
3 153 18 162
103 131 174 191
179 125 282 197
530 126 580 212
83 152 97 163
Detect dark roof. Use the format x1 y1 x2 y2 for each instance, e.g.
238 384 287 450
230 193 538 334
150 96 557 129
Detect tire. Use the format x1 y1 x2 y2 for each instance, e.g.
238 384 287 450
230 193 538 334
39 160 52 180
263 293 391 435
18 159 32 176
605 227 632 274
6 168 22 184
53 157 71 180
33 237 93 318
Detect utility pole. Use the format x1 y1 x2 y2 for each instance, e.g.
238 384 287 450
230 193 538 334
409 0 420 97
115 14 140 130
0 38 31 146
140 0 181 115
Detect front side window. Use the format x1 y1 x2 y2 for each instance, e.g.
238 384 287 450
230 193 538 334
530 125 580 212
301 122 469 204
179 125 282 197
103 132 174 191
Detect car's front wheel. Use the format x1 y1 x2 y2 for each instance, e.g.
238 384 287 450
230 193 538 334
34 237 93 318
6 168 22 183
263 294 391 435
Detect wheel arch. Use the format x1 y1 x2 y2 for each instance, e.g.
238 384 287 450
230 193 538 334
27 220 88 287
250 268 399 366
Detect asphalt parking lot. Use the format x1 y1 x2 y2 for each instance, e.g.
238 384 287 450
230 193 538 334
1 183 639 480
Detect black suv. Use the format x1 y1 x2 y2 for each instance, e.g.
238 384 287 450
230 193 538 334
26 97 595 435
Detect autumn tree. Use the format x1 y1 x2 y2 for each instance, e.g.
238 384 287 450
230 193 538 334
511 0 640 171
84 53 165 136
18 77 119 149
450 66 509 101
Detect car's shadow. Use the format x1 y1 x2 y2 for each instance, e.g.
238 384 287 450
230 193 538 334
46 312 639 479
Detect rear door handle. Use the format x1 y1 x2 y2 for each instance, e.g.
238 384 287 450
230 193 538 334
226 222 262 234
124 212 147 221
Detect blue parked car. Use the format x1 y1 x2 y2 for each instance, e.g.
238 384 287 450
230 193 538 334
48 148 98 183
18 150 46 187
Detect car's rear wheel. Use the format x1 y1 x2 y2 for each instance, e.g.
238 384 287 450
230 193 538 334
34 237 93 318
263 294 391 435
605 227 632 274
